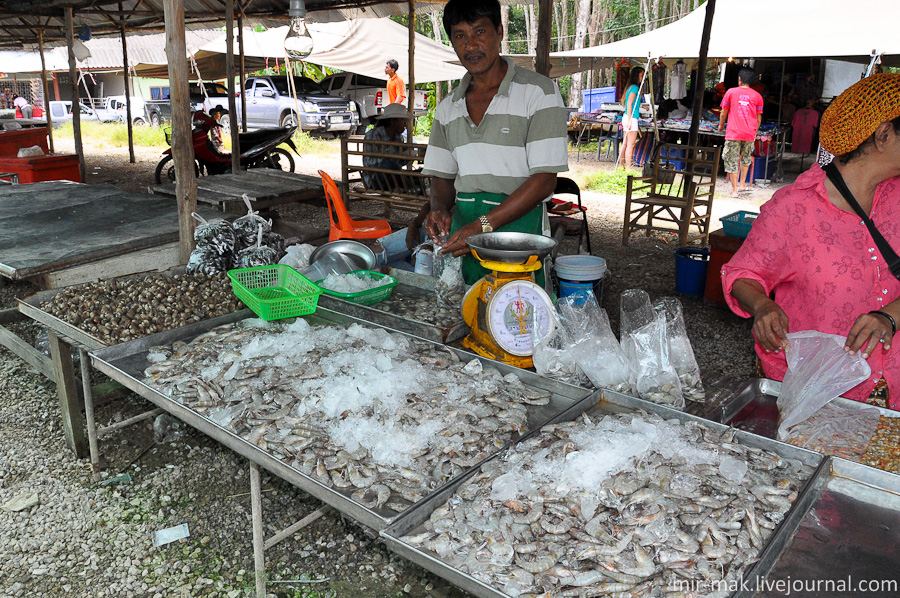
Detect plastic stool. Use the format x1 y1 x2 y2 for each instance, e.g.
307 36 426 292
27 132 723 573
596 123 621 161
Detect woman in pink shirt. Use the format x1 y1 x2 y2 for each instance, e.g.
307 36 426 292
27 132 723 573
722 74 900 409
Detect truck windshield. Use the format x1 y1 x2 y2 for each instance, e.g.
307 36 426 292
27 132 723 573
271 77 325 96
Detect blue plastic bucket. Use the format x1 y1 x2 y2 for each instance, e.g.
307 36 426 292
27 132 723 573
674 248 710 296
555 255 607 306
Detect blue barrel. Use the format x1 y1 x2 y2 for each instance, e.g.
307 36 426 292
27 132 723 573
674 248 710 296
555 255 607 306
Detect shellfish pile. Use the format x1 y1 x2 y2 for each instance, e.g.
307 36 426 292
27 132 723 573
370 287 464 329
142 318 555 513
403 412 813 598
39 272 243 345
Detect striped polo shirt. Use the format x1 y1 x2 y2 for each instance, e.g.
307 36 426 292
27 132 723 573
422 57 569 197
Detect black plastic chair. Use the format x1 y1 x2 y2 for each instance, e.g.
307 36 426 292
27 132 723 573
552 177 592 254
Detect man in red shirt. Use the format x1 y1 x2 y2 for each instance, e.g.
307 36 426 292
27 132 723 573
718 68 764 196
385 59 407 105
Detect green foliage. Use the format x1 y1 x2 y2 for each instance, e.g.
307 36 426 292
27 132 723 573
581 166 641 195
290 130 335 155
54 120 168 148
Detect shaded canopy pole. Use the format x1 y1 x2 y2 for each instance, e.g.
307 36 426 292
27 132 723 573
688 0 716 148
119 1 135 164
226 0 241 174
38 30 55 153
534 0 552 76
408 0 415 116
238 12 247 133
65 8 86 182
163 0 198 263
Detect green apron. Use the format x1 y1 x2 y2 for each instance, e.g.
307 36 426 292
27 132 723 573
450 191 545 286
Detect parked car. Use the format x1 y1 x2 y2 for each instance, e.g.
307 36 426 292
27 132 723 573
43 100 101 127
144 82 232 127
319 72 429 133
218 75 358 137
87 95 148 125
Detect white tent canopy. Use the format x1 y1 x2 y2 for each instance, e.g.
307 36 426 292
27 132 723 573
554 0 898 68
198 19 468 83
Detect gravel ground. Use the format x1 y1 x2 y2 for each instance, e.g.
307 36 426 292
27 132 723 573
0 134 799 598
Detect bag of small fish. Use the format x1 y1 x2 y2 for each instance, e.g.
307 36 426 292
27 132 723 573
403 411 813 598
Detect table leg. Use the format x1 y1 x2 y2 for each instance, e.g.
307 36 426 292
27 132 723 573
250 461 267 598
47 331 87 458
80 348 101 482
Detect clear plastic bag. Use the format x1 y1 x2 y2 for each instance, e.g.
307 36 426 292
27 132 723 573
235 224 278 269
558 294 632 392
653 297 705 402
531 297 587 386
783 401 881 460
776 330 872 441
620 289 684 409
233 194 272 251
432 244 466 307
191 212 236 256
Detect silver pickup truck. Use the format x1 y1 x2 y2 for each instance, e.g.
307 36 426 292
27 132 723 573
219 75 359 137
320 72 429 134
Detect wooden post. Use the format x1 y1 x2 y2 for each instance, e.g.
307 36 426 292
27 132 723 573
163 0 198 263
47 331 87 458
120 2 135 164
688 0 716 149
535 0 553 76
407 0 416 142
238 13 247 133
38 30 55 153
226 0 241 174
65 8 86 183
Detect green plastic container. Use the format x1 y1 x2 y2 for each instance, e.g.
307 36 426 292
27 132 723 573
227 264 322 321
316 270 397 306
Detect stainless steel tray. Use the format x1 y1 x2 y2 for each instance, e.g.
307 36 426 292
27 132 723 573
382 387 826 598
741 457 900 597
316 268 469 344
19 287 110 350
89 307 591 531
722 378 898 440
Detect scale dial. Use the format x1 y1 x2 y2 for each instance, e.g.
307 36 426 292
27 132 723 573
485 279 556 357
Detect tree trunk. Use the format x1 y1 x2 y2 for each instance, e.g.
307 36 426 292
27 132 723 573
430 10 443 44
501 5 509 54
526 5 537 55
557 0 566 51
650 0 661 29
568 0 593 108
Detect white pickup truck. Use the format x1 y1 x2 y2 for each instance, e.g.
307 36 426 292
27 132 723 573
319 72 429 134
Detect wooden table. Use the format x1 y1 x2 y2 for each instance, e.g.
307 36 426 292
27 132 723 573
151 170 325 213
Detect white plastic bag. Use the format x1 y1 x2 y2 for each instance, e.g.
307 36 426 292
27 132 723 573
620 289 684 409
279 243 316 270
17 144 43 157
776 330 872 441
432 244 466 307
562 295 632 392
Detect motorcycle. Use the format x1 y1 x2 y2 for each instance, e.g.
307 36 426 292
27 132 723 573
154 110 299 184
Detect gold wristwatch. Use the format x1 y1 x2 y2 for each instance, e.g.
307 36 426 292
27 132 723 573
480 214 493 233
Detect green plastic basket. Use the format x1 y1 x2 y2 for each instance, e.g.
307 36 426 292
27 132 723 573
227 264 322 321
316 270 397 306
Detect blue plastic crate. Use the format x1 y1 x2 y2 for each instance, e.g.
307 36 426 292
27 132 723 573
720 210 759 239
581 87 616 112
660 146 687 170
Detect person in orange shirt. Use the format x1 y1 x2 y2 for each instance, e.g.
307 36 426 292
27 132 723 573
385 59 407 105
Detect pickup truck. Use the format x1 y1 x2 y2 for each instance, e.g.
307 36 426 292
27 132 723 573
319 72 429 133
144 82 231 127
87 95 148 125
218 75 358 137
42 100 101 127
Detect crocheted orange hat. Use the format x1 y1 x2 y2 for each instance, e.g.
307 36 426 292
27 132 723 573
820 73 900 155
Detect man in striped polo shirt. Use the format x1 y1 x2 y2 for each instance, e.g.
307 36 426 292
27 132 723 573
422 0 569 285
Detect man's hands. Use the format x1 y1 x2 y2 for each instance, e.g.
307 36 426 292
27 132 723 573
438 218 483 257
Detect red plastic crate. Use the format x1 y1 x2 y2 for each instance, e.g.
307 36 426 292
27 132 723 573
0 153 81 183
0 127 50 157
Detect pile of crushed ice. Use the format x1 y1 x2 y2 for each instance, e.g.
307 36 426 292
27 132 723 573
319 271 392 294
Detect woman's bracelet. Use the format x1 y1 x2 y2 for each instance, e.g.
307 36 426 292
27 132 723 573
869 310 897 337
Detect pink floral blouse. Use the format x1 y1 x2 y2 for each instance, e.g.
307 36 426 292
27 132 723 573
722 163 900 408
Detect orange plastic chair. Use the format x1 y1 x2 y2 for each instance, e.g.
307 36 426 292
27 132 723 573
318 170 392 242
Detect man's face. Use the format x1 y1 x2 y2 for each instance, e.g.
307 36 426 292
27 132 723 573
449 17 503 77
385 63 393 76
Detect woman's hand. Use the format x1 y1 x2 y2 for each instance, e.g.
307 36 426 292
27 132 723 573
751 299 790 353
846 311 893 359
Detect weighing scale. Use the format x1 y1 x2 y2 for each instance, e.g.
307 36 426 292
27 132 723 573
461 232 558 368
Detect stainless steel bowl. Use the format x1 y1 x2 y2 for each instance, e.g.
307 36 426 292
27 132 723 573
308 240 377 270
466 232 557 264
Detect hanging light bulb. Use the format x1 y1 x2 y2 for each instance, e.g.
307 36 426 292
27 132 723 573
284 0 314 60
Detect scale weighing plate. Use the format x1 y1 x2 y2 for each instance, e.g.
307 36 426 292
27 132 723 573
466 232 557 264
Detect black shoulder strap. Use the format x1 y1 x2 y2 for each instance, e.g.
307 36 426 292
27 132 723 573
824 162 900 281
